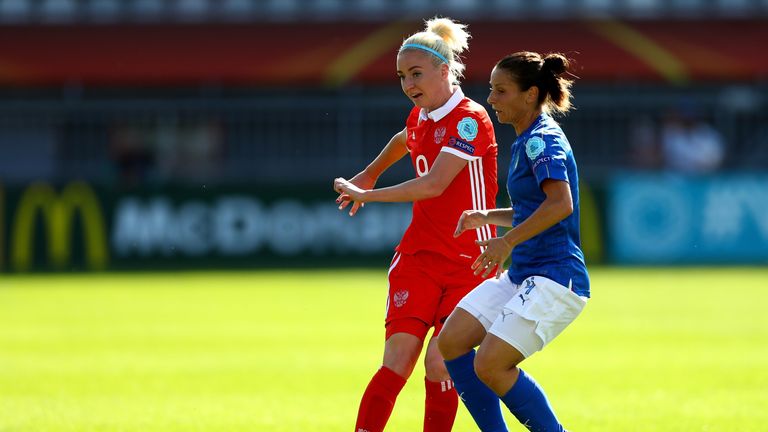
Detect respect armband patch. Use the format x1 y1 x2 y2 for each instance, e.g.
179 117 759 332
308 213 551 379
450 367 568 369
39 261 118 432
449 136 476 155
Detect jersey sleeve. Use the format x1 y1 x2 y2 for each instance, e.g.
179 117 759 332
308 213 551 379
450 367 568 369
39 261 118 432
440 110 492 161
525 134 570 187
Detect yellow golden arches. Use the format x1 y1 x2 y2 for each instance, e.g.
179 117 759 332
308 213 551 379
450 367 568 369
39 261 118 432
324 20 416 87
586 19 688 84
11 181 108 272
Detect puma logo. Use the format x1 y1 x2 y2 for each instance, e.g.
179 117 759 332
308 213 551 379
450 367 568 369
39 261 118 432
524 278 536 295
518 293 529 306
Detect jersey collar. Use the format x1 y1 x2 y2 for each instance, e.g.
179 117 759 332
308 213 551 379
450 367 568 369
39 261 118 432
518 112 547 139
419 87 464 123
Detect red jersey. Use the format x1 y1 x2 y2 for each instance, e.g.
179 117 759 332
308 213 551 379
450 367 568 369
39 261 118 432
396 88 498 264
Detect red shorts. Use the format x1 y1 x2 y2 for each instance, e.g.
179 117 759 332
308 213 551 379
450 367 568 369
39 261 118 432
385 250 488 340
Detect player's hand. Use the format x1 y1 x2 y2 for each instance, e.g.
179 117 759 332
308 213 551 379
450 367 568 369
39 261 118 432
348 171 377 190
335 172 377 216
454 210 489 237
333 177 369 216
472 236 513 278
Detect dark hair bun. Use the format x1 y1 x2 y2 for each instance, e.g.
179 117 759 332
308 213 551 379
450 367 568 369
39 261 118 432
542 53 568 76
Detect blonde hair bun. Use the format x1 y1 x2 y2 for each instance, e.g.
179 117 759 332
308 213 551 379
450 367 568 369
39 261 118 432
400 17 471 81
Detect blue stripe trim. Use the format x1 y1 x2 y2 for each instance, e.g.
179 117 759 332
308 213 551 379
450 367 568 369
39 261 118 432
400 43 449 64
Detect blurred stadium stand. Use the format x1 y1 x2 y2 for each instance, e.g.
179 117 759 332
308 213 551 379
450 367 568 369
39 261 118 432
1 0 767 270
1 83 766 186
0 0 767 23
1 15 767 185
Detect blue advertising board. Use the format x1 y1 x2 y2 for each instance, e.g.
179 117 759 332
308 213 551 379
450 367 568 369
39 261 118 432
609 174 768 264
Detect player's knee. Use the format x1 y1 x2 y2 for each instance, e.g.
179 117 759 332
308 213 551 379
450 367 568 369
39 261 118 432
437 325 477 361
385 338 420 359
424 349 449 378
473 349 502 389
436 331 454 359
382 331 424 377
437 317 471 360
383 349 419 377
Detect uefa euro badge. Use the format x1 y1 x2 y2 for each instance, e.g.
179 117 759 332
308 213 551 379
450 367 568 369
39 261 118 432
525 137 546 160
457 117 478 141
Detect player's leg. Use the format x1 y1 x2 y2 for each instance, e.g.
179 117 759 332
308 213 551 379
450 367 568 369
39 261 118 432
438 308 507 432
420 252 485 432
437 274 518 432
382 331 425 377
437 308 487 360
476 276 587 431
355 252 440 432
422 337 458 432
476 329 563 432
355 329 426 432
437 307 486 361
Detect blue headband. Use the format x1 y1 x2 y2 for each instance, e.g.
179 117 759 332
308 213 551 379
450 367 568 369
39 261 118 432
400 43 449 65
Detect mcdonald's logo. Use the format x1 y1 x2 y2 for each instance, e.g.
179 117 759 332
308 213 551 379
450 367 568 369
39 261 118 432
9 181 108 271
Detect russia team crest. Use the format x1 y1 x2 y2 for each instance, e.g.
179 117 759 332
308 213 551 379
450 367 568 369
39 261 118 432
393 290 409 308
434 126 446 144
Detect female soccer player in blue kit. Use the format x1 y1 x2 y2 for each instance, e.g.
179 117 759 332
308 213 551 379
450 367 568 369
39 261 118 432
437 51 590 432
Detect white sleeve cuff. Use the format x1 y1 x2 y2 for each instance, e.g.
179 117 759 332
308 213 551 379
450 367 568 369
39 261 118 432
441 146 480 161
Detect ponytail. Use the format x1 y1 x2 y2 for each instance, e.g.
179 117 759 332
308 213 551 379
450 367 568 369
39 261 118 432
540 53 573 115
496 51 575 115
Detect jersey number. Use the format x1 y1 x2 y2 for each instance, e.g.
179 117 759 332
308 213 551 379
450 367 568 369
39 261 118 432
415 155 430 177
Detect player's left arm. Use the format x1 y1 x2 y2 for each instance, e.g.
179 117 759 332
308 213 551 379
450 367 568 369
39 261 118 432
334 152 467 203
497 179 572 247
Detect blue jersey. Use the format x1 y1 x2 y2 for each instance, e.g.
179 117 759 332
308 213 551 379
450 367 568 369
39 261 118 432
506 113 590 297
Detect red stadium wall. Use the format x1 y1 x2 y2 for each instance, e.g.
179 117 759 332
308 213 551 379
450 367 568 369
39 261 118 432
0 19 766 86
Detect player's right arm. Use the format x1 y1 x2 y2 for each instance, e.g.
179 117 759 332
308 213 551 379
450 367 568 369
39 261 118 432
454 208 515 237
354 127 409 186
337 127 409 213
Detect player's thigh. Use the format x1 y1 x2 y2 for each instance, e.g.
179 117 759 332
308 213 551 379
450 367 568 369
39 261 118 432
438 307 488 360
476 332 526 372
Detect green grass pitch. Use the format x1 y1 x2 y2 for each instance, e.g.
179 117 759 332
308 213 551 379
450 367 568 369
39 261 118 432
1 267 767 431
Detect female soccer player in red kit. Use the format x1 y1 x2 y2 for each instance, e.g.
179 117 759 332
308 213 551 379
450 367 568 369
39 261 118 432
333 17 498 432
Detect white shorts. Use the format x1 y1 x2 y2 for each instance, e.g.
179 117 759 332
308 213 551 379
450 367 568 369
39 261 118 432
456 272 587 358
